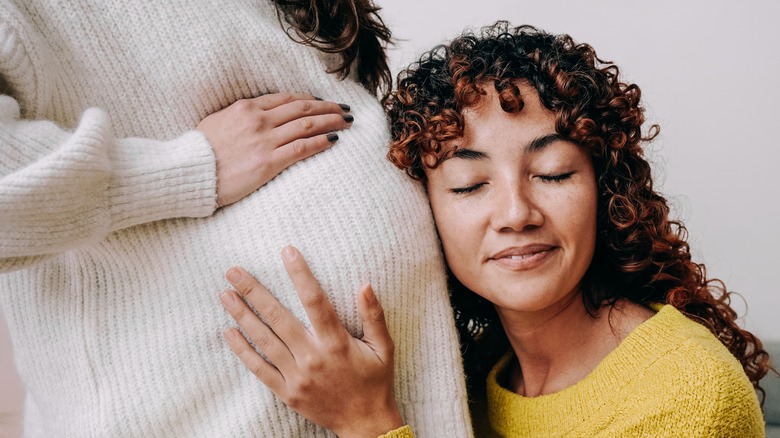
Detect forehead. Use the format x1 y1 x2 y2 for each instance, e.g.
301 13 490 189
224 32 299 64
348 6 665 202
455 81 556 150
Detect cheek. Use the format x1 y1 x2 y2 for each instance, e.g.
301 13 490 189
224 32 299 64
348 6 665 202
562 183 598 259
428 194 481 273
430 199 465 253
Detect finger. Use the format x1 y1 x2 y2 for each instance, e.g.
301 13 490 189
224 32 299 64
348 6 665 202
220 290 295 369
272 112 353 147
262 99 350 128
250 92 316 110
224 328 286 392
270 132 339 173
357 283 394 363
280 246 343 340
225 267 310 348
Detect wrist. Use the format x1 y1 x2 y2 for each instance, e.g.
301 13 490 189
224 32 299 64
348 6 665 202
334 403 404 438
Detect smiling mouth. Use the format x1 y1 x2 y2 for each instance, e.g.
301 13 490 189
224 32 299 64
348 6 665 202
489 245 557 270
507 254 539 260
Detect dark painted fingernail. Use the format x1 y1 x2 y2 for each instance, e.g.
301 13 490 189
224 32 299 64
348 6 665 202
339 103 351 111
343 114 354 123
327 132 339 142
314 96 323 101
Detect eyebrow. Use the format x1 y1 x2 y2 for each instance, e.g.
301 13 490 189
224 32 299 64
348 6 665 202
442 132 564 162
526 133 564 153
450 148 489 160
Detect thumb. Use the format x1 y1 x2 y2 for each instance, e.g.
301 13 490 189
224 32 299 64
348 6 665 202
357 283 394 362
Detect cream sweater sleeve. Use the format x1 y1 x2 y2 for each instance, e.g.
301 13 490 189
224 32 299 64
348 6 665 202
0 4 217 271
0 95 217 271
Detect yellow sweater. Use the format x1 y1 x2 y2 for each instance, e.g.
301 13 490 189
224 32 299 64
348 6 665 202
386 304 764 438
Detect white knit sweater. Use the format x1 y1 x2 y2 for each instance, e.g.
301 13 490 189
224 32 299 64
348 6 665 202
0 1 472 437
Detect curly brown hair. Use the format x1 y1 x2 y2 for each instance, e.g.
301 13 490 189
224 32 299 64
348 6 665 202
383 22 771 401
272 0 393 95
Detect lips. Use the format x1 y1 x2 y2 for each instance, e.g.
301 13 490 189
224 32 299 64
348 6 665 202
489 244 556 260
487 244 558 270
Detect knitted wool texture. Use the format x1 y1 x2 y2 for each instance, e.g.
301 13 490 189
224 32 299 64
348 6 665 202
484 305 764 437
0 1 472 436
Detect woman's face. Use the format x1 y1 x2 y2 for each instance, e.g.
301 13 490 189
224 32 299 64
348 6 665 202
425 83 598 317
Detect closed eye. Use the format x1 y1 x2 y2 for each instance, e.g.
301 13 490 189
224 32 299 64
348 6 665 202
450 182 486 194
537 172 574 183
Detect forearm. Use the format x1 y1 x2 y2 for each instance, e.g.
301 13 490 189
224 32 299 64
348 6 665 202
0 97 216 270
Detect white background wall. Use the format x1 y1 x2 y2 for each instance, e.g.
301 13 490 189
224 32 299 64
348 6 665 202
381 0 780 342
1 1 778 434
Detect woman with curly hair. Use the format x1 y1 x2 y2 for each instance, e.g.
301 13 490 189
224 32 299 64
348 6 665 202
1 0 475 436
219 22 770 437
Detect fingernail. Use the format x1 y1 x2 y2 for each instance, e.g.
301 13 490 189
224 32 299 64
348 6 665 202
226 268 242 284
342 114 354 123
314 96 323 101
338 103 351 111
225 329 238 342
364 283 376 304
327 132 339 142
282 245 296 261
220 291 237 307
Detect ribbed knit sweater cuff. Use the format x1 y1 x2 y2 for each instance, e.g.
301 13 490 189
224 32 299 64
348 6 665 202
108 130 217 229
377 425 414 438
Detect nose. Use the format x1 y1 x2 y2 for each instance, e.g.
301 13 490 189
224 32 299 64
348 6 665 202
490 181 544 232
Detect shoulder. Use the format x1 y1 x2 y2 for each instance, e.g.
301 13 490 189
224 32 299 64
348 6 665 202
621 305 764 436
643 305 746 381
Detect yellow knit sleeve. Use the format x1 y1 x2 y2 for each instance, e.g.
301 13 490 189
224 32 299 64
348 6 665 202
377 425 414 438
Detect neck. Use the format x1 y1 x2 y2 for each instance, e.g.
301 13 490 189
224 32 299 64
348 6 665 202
497 296 647 397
